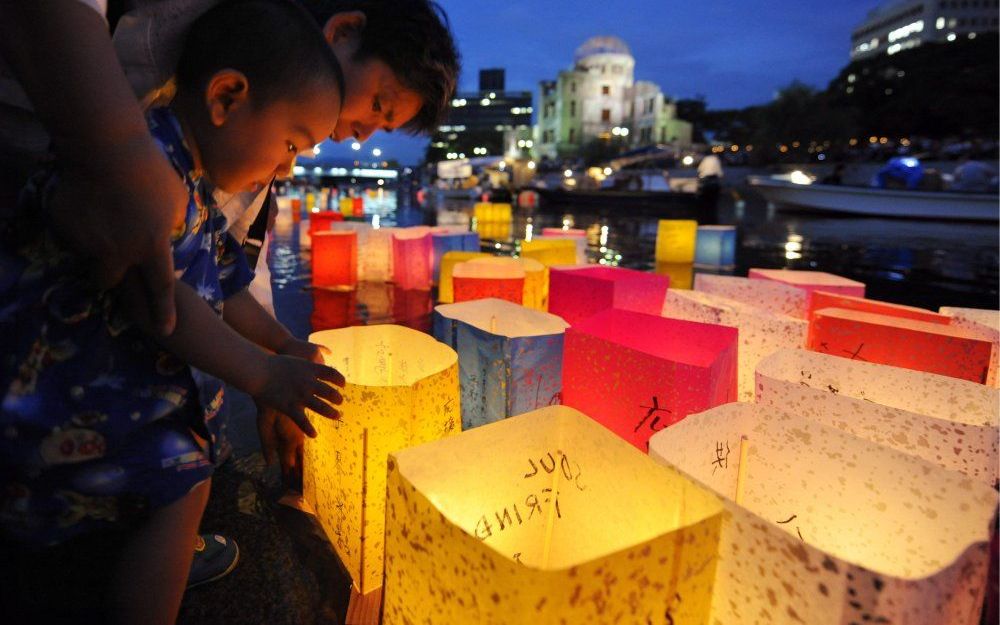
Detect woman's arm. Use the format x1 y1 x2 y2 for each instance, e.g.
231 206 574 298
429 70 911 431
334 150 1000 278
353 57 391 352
0 0 184 334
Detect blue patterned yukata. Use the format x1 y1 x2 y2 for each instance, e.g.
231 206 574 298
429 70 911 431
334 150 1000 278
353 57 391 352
0 107 253 546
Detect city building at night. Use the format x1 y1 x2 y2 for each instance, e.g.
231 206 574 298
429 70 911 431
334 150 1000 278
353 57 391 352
534 36 692 160
850 0 999 59
427 68 533 163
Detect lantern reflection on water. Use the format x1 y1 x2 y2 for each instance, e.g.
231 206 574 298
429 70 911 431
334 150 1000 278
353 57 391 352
562 308 737 450
382 405 726 625
303 325 459 595
649 403 996 625
432 298 568 429
756 348 999 483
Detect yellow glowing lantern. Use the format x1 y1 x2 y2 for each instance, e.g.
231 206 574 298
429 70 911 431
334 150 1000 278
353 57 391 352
519 256 548 310
303 325 460 595
654 219 697 264
694 273 807 317
662 289 807 401
382 405 726 625
756 348 999 483
473 202 512 241
940 306 1000 387
649 403 997 625
438 251 490 304
520 238 577 267
532 234 587 264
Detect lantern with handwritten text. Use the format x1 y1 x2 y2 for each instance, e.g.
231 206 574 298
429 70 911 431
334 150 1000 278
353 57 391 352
391 226 433 290
433 299 569 429
432 230 480 283
649 403 996 625
655 219 697 263
809 307 993 383
662 289 807 401
311 231 357 288
438 251 490 304
452 257 525 304
755 348 999 483
382 405 726 625
303 325 459 595
940 306 1000 387
549 266 669 326
694 225 736 267
562 309 737 450
695 274 807 318
520 238 577 267
331 222 393 282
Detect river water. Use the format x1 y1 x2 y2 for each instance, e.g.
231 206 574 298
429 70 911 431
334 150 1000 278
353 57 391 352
270 176 998 338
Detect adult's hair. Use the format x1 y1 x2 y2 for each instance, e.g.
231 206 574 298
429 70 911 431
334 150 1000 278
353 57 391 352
176 0 345 109
299 0 460 134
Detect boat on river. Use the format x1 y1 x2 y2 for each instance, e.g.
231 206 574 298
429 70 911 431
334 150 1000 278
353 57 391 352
748 174 999 221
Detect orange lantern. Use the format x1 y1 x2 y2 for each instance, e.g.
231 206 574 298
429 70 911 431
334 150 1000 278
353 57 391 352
453 257 525 304
311 230 357 288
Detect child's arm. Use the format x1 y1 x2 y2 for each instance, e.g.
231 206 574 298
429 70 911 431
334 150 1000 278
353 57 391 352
221 289 322 361
157 280 344 436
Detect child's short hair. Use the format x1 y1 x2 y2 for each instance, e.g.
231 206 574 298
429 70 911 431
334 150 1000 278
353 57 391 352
299 0 460 135
176 0 344 109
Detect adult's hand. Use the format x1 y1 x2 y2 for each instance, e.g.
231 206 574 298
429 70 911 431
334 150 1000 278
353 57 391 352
257 403 307 491
49 136 186 335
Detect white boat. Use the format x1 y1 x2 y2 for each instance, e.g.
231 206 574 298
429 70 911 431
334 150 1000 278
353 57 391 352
747 174 999 221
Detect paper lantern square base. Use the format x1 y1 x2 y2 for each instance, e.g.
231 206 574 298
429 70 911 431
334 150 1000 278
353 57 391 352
383 405 725 625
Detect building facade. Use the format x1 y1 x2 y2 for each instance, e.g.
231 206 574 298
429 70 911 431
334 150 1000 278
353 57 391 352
851 0 998 59
534 36 692 160
428 68 533 163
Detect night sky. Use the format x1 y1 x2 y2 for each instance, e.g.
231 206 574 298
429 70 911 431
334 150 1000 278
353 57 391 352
312 0 882 166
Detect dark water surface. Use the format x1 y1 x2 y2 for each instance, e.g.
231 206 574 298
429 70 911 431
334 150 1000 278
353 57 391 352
271 185 998 339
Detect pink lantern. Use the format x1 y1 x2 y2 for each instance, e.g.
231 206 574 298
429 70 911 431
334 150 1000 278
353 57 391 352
541 227 586 238
452 257 525 304
311 231 357 288
548 266 669 326
308 210 344 236
391 227 433 290
562 308 738 450
809 307 993 383
808 291 951 324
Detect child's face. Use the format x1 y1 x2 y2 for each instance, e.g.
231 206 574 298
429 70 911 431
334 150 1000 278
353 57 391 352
201 85 340 193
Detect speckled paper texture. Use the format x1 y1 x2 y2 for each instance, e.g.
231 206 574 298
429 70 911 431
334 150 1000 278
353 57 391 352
453 257 526 304
808 291 951 324
330 222 393 282
391 227 433 290
549 266 670 327
694 274 807 318
303 325 460 593
662 290 807 401
649 403 996 625
755 348 999 484
748 268 865 299
940 306 1000 388
437 251 489 304
562 309 737 450
383 406 726 625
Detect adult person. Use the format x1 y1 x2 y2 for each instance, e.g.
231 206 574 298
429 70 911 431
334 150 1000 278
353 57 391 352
696 153 723 224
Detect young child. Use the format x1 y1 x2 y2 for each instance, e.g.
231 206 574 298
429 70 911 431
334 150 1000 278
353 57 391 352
0 0 344 621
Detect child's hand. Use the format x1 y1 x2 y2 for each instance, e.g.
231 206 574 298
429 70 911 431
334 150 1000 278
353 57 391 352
277 337 329 365
252 354 345 437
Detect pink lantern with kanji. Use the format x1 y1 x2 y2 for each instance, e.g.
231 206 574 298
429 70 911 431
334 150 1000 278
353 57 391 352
562 308 738 450
391 226 433 290
549 266 669 326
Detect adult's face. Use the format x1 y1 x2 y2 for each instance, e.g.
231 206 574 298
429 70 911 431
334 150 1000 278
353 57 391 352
322 12 423 144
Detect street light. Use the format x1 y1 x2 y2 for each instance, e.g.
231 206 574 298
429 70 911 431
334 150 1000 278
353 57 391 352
372 148 382 157
351 141 361 150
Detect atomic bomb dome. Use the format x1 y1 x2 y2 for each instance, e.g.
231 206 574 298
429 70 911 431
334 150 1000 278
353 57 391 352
574 36 633 63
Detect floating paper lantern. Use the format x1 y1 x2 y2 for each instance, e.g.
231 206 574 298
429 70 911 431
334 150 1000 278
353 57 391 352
431 230 480 282
432 299 569 429
303 325 460 595
453 257 525 304
352 196 364 216
391 226 433 290
655 219 697 263
519 257 548 310
808 291 951 324
339 196 353 215
941 306 1000 388
437 251 490 304
532 234 586 264
695 273 808 318
311 231 357 288
662 289 807 401
749 268 865 300
648 403 996 625
548 266 669 326
308 210 344 236
474 202 512 240
562 308 737 450
520 238 577 267
540 227 585 238
654 262 693 290
755 348 999 483
382 405 726 625
331 222 393 282
809 307 992 383
693 225 736 267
